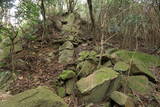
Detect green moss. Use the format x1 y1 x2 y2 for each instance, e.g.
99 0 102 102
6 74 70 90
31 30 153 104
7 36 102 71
76 67 119 94
107 49 160 80
110 91 135 107
114 50 160 67
77 60 96 77
114 61 129 72
57 87 66 98
131 58 156 80
78 51 98 62
127 76 152 95
59 70 76 80
82 80 110 103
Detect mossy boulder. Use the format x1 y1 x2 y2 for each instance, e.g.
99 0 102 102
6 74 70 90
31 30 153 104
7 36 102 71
65 79 75 95
76 67 119 102
106 76 122 96
106 49 160 80
58 40 74 64
61 13 81 33
57 87 66 98
130 59 156 80
77 60 96 77
62 24 80 33
59 70 76 80
110 91 135 107
64 35 74 41
114 61 129 72
0 86 68 107
127 76 152 95
58 50 74 64
78 51 98 62
111 50 160 67
59 41 73 51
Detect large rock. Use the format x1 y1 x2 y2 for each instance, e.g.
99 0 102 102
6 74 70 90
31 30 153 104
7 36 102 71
106 49 160 80
59 70 76 80
76 67 119 102
78 51 98 62
57 87 66 98
127 76 152 95
106 76 122 96
58 50 74 64
110 91 135 107
65 79 75 95
61 13 81 33
110 50 160 67
77 60 96 77
0 86 68 107
58 40 74 64
130 59 156 80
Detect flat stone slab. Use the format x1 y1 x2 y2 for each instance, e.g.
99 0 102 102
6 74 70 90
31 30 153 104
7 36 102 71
77 67 119 94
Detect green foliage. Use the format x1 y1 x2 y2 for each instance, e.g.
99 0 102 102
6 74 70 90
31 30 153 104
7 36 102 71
0 24 18 41
78 51 98 62
16 0 40 24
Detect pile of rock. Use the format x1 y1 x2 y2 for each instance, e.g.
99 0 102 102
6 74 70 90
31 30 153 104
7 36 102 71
57 48 160 106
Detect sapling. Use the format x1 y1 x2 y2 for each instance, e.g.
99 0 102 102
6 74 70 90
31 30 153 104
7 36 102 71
0 24 18 72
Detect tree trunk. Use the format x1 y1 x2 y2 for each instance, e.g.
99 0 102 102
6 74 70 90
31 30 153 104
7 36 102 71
40 0 46 39
41 0 46 22
87 0 95 30
68 0 74 13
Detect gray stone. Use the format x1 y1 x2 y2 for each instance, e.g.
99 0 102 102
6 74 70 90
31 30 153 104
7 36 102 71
0 86 68 107
110 91 135 107
77 67 119 102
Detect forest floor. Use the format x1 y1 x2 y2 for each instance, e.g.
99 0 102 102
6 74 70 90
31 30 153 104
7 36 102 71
5 32 160 106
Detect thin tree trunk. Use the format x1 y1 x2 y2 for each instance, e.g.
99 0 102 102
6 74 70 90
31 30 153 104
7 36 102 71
10 40 15 72
68 0 74 13
41 0 46 22
41 0 46 40
87 0 95 30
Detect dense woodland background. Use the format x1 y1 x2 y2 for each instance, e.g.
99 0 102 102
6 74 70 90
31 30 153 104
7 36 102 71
1 0 160 49
0 0 160 107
